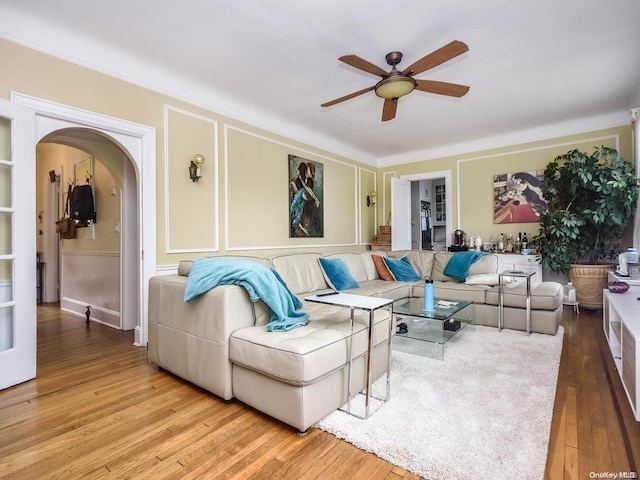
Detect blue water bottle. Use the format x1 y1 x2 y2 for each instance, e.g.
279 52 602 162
424 276 435 311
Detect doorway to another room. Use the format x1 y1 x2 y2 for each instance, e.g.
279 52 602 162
36 137 130 330
391 170 452 252
12 92 156 348
411 177 447 251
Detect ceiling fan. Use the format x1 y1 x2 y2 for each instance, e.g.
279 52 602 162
321 40 470 121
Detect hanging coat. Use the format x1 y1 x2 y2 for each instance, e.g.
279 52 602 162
70 184 96 222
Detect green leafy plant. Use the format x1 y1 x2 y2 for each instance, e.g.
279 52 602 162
531 146 638 274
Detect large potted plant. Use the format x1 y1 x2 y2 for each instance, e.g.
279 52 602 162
531 146 638 309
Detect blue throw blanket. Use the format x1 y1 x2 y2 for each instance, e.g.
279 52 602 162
443 251 488 281
184 258 309 332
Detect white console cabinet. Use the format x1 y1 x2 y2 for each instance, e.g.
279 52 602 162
498 254 542 284
603 286 640 421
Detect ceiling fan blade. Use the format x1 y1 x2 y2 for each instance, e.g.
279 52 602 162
402 40 469 76
382 98 398 122
321 86 375 107
415 79 470 97
339 55 388 77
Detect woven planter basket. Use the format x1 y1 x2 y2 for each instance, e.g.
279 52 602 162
569 264 615 310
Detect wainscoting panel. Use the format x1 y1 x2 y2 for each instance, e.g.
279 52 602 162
61 251 121 329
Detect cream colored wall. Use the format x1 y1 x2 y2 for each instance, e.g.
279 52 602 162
360 168 377 244
36 143 120 252
2 38 634 266
378 126 632 245
165 107 217 253
0 39 376 267
224 127 359 250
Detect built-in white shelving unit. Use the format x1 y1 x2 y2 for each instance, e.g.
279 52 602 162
603 286 640 422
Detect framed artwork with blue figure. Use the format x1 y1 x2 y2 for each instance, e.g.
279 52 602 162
493 171 548 223
289 154 324 237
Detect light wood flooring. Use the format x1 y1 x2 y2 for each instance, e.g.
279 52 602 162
0 304 638 479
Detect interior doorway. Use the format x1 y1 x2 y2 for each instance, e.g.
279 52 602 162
11 93 156 346
410 177 447 251
392 170 452 252
36 136 129 329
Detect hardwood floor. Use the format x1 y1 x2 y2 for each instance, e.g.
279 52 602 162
0 305 638 479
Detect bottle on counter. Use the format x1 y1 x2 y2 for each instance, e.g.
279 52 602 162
521 232 528 250
498 233 504 253
515 232 522 254
469 232 475 249
505 233 514 253
476 235 483 251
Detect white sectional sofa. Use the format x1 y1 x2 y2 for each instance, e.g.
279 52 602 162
148 250 562 433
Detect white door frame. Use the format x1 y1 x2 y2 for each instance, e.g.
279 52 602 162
390 177 412 251
400 170 453 250
0 98 36 389
11 93 156 346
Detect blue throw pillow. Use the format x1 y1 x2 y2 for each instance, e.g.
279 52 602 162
382 256 421 282
318 257 360 291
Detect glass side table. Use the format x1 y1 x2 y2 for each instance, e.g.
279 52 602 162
498 269 536 335
305 292 394 419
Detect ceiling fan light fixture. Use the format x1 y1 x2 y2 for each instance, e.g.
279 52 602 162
375 76 416 100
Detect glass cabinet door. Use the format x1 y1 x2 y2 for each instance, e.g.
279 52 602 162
0 99 36 390
434 183 446 224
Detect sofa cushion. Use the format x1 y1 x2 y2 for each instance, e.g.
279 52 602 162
372 254 394 281
485 282 563 310
270 253 328 295
393 250 435 278
432 253 455 281
465 273 511 286
443 251 490 281
346 280 414 300
382 256 421 281
178 256 272 277
468 253 500 277
229 308 392 385
323 253 370 282
432 252 500 281
360 251 385 280
318 257 360 291
411 281 491 304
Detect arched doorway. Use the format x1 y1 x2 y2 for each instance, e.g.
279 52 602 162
13 93 156 346
37 132 132 330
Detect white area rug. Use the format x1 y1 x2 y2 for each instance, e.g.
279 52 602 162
314 325 564 480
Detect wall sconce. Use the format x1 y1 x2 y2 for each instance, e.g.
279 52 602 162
189 154 205 182
366 191 376 207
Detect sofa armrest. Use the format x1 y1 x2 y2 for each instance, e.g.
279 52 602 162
148 274 267 400
149 275 261 342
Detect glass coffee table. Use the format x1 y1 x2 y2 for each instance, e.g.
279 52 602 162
393 298 474 360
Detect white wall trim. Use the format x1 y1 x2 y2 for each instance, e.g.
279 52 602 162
0 10 630 169
60 298 121 328
400 170 453 243
0 9 370 165
377 110 629 167
163 105 219 254
10 92 156 346
454 133 621 230
223 124 358 251
381 170 397 228
358 166 377 245
155 265 179 275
